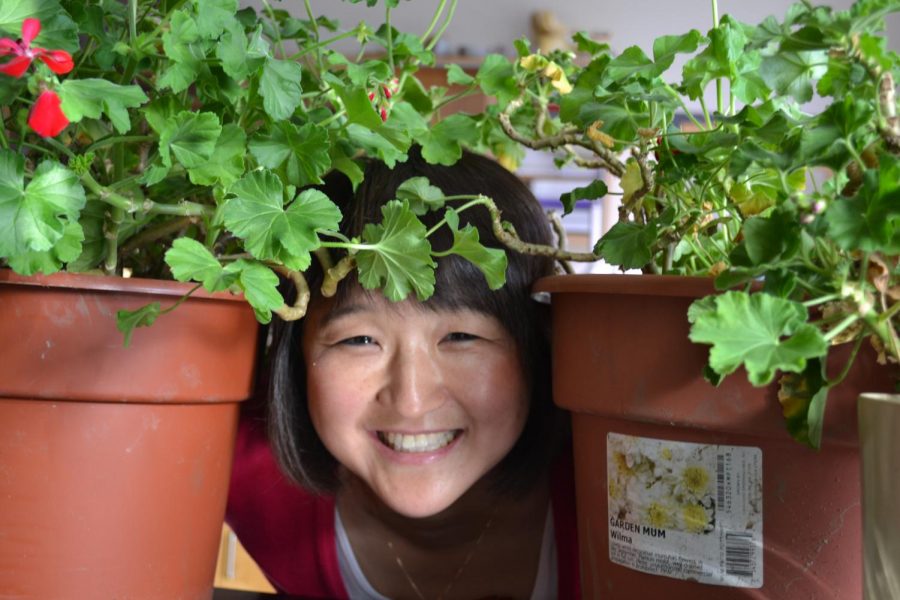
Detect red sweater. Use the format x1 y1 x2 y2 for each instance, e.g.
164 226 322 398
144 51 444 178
226 416 581 598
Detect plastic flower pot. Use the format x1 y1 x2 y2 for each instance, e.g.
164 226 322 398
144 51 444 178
0 270 259 600
535 274 895 600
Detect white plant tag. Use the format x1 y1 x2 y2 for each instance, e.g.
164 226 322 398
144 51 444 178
606 432 763 588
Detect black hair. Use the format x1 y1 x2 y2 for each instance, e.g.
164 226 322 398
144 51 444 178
266 146 565 495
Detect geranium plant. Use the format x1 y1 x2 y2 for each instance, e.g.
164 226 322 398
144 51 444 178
0 0 517 345
470 0 899 448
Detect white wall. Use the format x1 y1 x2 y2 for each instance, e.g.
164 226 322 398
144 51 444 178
258 0 898 56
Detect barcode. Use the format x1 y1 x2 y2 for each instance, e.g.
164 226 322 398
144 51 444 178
725 532 754 577
716 454 726 509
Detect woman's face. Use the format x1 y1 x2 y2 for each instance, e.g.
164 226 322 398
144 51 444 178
302 291 529 518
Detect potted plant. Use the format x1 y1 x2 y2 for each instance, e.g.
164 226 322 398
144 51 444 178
458 0 898 597
0 0 509 597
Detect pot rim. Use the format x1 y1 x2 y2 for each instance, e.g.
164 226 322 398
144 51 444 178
533 273 718 298
0 268 246 302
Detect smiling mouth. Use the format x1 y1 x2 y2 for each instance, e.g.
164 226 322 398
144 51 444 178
377 430 462 453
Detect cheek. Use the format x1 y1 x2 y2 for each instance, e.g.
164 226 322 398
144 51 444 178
305 365 359 453
466 356 530 438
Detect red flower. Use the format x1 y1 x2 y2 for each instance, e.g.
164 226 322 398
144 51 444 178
0 18 74 78
28 90 69 137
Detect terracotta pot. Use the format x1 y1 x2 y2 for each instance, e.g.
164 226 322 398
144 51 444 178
535 274 896 600
0 270 259 600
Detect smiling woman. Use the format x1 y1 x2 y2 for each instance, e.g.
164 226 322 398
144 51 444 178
225 147 580 599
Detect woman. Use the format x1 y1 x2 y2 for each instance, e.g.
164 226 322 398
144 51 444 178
226 147 579 599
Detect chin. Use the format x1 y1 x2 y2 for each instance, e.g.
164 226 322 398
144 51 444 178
382 490 461 519
371 478 474 518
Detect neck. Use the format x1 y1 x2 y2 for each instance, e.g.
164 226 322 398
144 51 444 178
336 468 517 550
336 467 553 600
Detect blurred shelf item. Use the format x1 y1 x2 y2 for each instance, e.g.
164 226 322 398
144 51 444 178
214 524 276 594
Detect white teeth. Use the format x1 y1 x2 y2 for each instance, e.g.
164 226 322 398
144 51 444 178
380 430 458 453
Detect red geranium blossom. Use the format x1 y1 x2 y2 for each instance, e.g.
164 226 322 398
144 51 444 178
28 90 69 137
0 18 74 78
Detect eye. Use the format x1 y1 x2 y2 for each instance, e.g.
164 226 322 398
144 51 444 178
443 331 479 343
338 335 376 346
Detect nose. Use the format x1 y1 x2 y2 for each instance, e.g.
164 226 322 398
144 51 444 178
378 339 446 418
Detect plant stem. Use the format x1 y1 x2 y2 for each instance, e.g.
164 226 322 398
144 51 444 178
426 0 457 52
432 85 478 111
104 206 124 275
385 4 395 73
43 136 76 159
287 30 359 61
318 109 347 128
663 83 705 130
803 293 841 307
698 94 713 129
422 0 447 42
825 333 865 388
80 172 134 211
129 0 138 45
712 0 723 115
146 201 212 217
424 197 490 237
120 216 196 255
261 0 286 58
823 313 860 342
159 283 203 316
303 0 325 76
86 135 155 154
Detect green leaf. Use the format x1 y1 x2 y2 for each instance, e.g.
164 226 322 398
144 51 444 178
356 199 435 301
165 238 237 292
682 17 753 99
688 291 828 386
192 0 238 39
346 123 408 169
0 154 86 257
572 32 609 56
653 30 703 72
740 210 800 265
447 64 475 86
559 179 608 215
6 221 83 275
30 12 79 53
396 177 445 215
58 79 148 134
116 302 162 348
593 220 657 270
224 259 283 324
825 155 900 253
419 114 479 166
605 46 658 81
331 145 365 191
399 75 432 113
259 57 304 120
162 11 200 62
445 223 507 290
187 124 247 187
759 50 828 104
159 61 203 94
222 171 341 271
476 54 518 106
0 0 59 34
329 78 383 130
66 200 106 272
218 22 268 81
249 122 331 187
159 111 222 169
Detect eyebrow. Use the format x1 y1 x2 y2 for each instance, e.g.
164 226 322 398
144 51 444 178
316 302 369 329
